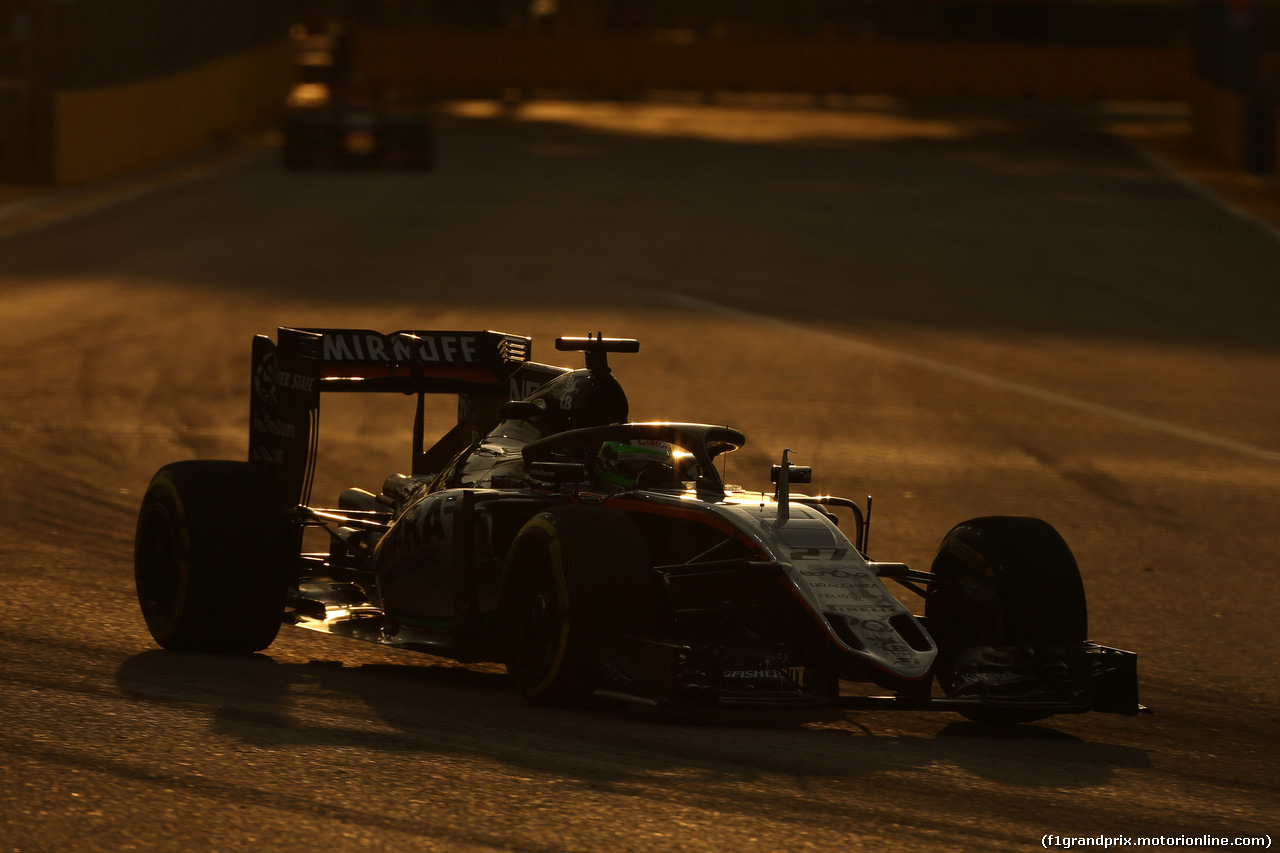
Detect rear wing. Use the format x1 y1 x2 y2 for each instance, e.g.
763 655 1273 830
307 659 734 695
249 327 567 506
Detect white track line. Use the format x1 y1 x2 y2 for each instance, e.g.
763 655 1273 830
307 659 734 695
664 292 1280 464
0 146 266 240
1119 136 1280 247
0 183 178 239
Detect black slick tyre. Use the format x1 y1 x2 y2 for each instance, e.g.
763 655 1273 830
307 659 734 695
925 516 1087 724
134 460 292 653
499 505 651 705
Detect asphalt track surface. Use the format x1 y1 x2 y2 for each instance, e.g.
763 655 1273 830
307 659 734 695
1 99 1278 852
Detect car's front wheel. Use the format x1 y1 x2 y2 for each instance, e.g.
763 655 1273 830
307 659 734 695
925 515 1088 724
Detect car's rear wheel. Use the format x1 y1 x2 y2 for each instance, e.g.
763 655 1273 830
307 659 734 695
499 505 652 705
925 516 1088 724
134 460 292 653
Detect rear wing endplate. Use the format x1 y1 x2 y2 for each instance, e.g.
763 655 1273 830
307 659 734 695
249 327 565 507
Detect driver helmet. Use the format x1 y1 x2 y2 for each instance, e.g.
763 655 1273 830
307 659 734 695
594 440 675 489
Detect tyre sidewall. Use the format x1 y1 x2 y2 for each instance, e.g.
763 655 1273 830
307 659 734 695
134 461 291 653
927 516 1087 651
499 505 651 704
502 517 574 699
135 475 194 643
925 516 1088 720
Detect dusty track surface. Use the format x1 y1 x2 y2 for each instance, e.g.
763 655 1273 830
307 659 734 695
1 100 1277 852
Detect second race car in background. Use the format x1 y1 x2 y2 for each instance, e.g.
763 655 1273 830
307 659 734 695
281 81 435 170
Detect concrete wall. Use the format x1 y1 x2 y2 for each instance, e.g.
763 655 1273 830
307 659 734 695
1189 47 1279 175
51 40 295 186
353 29 1195 101
1190 81 1249 168
3 0 294 185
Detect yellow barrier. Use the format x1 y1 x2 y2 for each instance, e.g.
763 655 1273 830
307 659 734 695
354 30 1194 102
53 40 295 186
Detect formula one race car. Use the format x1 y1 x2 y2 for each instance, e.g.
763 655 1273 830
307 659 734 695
133 327 1146 723
281 83 435 171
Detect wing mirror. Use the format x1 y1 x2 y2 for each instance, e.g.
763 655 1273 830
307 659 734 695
771 464 812 485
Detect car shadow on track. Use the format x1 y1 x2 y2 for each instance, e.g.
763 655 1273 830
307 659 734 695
115 649 1151 791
